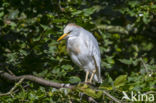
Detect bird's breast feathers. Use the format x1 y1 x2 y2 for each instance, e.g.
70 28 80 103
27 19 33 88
67 37 82 55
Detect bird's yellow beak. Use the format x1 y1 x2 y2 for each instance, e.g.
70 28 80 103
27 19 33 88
57 33 68 41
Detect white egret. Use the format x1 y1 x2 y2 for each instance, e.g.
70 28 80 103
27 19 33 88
57 23 102 83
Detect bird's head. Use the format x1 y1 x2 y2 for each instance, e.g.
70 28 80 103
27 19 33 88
57 23 81 41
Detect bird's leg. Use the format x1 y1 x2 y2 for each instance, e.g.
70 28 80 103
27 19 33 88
85 71 89 83
89 70 96 83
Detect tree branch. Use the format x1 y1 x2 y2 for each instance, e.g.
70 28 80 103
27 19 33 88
0 78 24 96
0 70 122 103
0 70 74 89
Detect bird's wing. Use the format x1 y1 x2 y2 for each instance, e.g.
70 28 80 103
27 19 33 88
82 29 101 80
92 44 101 81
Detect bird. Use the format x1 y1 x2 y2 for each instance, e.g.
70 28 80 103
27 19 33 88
57 23 102 83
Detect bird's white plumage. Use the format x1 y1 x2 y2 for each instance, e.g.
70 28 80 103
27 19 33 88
63 23 102 83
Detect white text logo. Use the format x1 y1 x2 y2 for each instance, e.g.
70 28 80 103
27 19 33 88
122 91 155 102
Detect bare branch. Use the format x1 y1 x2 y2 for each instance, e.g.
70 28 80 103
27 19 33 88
88 97 98 103
0 70 74 89
6 68 15 76
98 90 122 103
0 70 122 103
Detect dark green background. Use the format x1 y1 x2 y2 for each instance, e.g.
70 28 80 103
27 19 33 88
0 0 156 102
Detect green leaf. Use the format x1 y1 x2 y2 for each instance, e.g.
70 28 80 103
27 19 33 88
40 24 50 31
0 12 4 18
72 10 82 16
77 84 103 98
114 75 127 88
118 59 133 65
69 76 81 83
61 65 73 71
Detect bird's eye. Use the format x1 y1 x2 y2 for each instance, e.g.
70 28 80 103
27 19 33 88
68 30 72 34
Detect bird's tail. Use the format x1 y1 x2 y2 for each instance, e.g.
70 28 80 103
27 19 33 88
94 74 102 83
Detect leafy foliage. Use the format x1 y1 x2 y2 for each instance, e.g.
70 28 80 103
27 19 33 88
0 0 156 102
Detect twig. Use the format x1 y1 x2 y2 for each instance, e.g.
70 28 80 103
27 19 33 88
140 58 148 73
6 68 15 76
88 97 98 103
0 78 24 96
58 0 65 12
79 92 98 103
13 84 30 93
98 90 121 103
